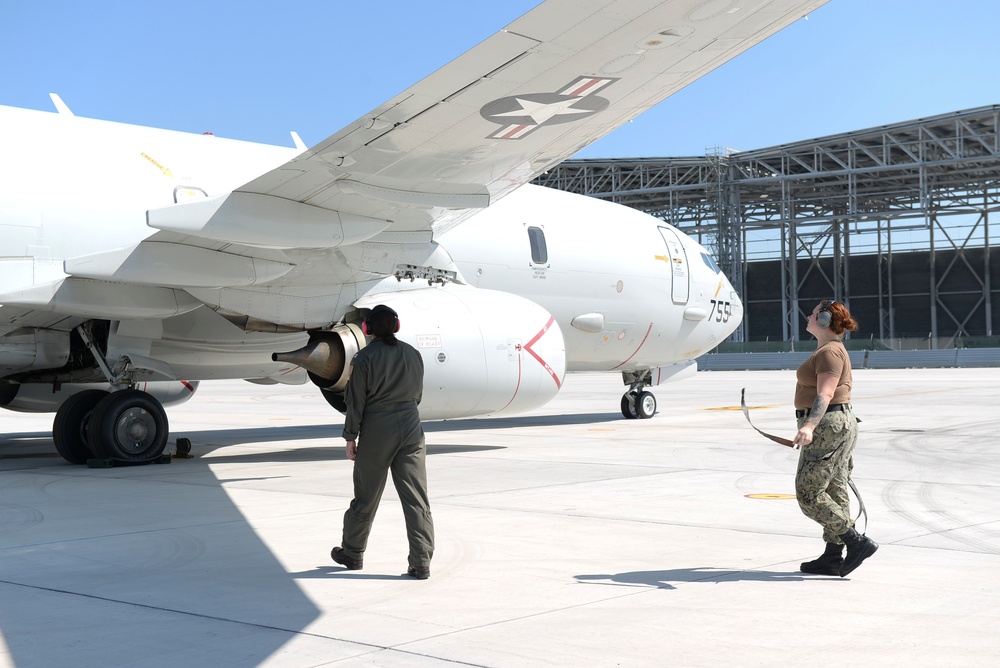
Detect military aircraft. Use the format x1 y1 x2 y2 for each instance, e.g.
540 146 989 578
0 0 826 464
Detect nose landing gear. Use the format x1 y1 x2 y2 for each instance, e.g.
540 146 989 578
621 389 657 419
620 369 657 419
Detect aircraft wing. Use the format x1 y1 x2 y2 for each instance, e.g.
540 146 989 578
148 0 828 246
9 0 827 333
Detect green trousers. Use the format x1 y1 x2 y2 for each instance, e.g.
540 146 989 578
794 409 858 543
341 405 434 570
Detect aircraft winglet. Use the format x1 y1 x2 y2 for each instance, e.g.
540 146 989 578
49 93 75 116
290 131 306 151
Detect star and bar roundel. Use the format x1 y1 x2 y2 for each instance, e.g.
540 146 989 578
480 76 618 140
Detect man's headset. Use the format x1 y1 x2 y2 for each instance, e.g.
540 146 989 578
361 304 401 336
816 300 838 329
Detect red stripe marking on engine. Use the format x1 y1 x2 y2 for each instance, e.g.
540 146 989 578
611 323 653 370
181 380 196 393
498 349 523 413
523 316 562 389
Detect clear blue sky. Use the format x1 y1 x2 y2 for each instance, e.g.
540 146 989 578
2 1 998 158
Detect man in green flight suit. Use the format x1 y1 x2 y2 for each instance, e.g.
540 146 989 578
331 304 434 579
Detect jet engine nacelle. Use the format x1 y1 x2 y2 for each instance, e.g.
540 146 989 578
0 380 199 413
275 286 566 420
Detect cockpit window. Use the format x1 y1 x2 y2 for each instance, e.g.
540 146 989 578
527 226 548 264
700 252 721 274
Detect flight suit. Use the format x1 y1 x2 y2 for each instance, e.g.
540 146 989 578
340 339 434 571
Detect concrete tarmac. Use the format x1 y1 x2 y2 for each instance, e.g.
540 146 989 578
1 368 998 667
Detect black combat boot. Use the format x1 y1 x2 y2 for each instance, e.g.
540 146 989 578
838 527 878 577
800 542 844 575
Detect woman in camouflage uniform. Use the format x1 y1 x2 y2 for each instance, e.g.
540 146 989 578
331 304 434 579
792 300 877 578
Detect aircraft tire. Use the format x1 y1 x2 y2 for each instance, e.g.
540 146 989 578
620 393 638 419
87 389 169 462
636 391 656 419
52 389 109 464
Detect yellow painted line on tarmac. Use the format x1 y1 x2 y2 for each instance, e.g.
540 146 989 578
744 493 796 500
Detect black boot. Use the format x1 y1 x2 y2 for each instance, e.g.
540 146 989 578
839 527 878 577
800 542 844 575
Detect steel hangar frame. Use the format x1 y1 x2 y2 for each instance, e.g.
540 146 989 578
533 105 1000 346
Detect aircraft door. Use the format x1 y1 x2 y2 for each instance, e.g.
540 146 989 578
658 227 689 303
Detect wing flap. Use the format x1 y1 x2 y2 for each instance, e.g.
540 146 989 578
0 278 202 320
146 192 391 249
65 239 296 287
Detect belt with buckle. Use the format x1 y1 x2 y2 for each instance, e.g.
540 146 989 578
795 403 850 418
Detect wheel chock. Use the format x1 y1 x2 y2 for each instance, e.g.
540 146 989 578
172 437 194 459
85 455 173 468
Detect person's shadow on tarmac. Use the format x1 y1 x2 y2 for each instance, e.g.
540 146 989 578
575 567 829 590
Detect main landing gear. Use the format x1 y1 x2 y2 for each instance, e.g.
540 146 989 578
620 370 657 419
52 388 170 464
51 324 171 465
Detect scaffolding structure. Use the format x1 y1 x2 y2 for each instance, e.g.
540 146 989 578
533 106 1000 345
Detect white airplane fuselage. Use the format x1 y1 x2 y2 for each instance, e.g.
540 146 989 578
0 103 741 436
439 187 740 373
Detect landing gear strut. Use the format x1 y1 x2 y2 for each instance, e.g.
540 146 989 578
620 370 657 419
50 325 172 465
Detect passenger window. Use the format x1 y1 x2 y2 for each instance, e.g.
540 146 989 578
527 226 548 264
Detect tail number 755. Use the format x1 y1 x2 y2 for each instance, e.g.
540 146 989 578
710 299 733 323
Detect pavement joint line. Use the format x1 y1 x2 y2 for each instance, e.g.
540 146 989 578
0 517 287 551
391 582 658 651
0 578 385 655
0 578 492 667
390 564 807 652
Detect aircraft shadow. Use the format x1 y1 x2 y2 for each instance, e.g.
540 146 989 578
173 443 505 465
425 412 624 431
0 451 323 666
0 429 503 465
2 410 622 461
575 567 826 590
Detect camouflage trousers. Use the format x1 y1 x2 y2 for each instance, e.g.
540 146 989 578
795 409 858 543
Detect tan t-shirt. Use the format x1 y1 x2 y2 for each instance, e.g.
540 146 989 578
794 341 852 410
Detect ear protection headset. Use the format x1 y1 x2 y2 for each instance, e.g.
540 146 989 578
816 300 837 329
361 304 400 335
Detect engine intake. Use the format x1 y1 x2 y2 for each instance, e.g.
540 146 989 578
274 285 566 420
